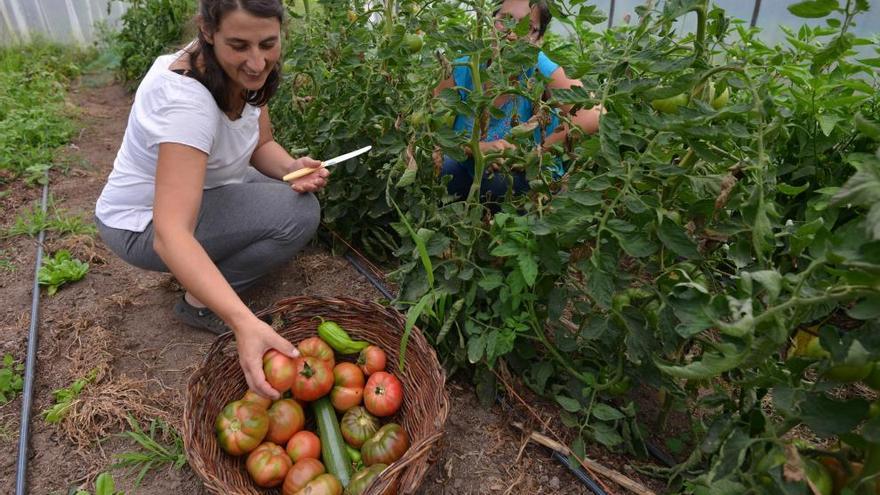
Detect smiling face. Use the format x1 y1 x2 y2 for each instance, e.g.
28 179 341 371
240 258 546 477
494 0 544 44
202 8 281 94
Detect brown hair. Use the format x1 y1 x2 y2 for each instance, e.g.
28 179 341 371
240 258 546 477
494 0 552 40
189 0 284 113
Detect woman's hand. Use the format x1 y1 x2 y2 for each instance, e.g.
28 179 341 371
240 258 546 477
288 156 330 193
479 139 517 171
233 318 300 399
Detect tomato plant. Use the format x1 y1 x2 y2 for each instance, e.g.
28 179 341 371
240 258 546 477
330 362 365 412
215 400 269 456
246 442 292 488
363 372 403 417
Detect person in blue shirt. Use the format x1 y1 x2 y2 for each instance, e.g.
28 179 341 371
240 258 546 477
434 0 601 202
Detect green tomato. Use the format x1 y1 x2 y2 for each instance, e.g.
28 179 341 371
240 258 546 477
711 86 730 110
409 111 426 127
650 93 688 114
865 364 880 390
403 34 423 53
605 376 632 397
869 400 880 419
823 362 874 382
345 464 387 495
803 459 833 495
803 336 831 360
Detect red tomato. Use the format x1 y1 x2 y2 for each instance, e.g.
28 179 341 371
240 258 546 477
263 350 297 393
296 473 342 495
292 356 334 402
330 362 365 412
286 430 322 463
357 346 386 376
266 399 305 445
282 458 325 495
246 442 292 488
215 400 269 456
361 423 409 466
298 336 335 367
363 372 403 417
340 406 380 448
241 390 272 410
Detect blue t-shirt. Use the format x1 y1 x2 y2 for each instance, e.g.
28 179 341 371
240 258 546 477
450 51 564 177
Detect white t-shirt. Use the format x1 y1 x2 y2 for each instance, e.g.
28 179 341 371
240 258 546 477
95 50 261 232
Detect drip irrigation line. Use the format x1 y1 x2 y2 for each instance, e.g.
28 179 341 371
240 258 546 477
552 450 609 495
15 178 49 495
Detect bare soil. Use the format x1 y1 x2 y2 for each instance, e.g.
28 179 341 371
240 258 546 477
0 76 667 495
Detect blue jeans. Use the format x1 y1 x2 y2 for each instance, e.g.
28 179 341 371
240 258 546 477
440 156 529 202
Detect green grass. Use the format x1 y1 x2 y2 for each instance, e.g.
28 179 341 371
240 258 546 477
0 40 89 184
112 416 187 486
2 197 97 238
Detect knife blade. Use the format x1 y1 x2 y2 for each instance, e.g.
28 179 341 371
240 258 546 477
282 145 372 182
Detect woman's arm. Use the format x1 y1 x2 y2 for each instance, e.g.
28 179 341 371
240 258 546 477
250 106 329 192
152 142 297 398
544 66 602 146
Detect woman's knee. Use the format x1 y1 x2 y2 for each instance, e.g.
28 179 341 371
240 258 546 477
276 191 321 244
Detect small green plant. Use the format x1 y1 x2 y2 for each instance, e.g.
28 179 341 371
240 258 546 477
0 250 15 272
0 354 24 404
38 250 89 295
74 472 124 495
112 416 187 486
4 199 97 238
43 368 98 423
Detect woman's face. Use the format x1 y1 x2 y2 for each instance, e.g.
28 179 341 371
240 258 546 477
203 9 281 94
495 0 543 44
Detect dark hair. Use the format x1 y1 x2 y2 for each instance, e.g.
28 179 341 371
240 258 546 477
189 0 284 113
494 0 552 40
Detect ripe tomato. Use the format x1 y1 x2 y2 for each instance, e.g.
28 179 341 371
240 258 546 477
361 423 409 466
286 430 321 462
266 399 305 445
215 400 269 456
331 362 365 412
340 406 380 448
298 336 335 367
363 372 403 417
292 356 334 402
295 473 342 495
358 346 386 376
263 350 297 393
347 464 387 495
246 442 292 488
241 390 272 410
282 458 325 495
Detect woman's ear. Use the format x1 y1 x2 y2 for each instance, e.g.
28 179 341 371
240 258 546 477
197 15 214 45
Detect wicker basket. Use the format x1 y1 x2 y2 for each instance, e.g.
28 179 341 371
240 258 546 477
183 296 449 494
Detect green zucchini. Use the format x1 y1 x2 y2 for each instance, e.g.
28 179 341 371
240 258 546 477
313 396 352 487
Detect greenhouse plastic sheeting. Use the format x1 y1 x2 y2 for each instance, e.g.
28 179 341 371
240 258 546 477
0 0 127 45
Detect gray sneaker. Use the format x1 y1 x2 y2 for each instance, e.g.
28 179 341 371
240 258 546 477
173 297 229 335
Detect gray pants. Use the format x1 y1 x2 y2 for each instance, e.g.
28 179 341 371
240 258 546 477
97 168 320 292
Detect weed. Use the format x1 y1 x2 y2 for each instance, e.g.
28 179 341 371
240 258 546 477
43 368 99 423
112 416 187 486
74 472 123 495
0 354 24 404
3 198 97 238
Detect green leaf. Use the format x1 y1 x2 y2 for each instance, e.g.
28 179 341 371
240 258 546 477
817 114 841 137
800 394 868 437
847 295 880 320
655 343 747 380
590 422 623 447
467 334 486 364
95 472 116 495
517 254 538 287
777 183 810 196
750 270 783 301
788 0 838 18
592 403 625 421
657 221 700 259
556 395 582 413
391 199 434 288
855 113 880 140
399 292 433 372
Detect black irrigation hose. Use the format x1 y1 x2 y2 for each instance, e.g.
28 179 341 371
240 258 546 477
15 179 49 495
333 241 605 493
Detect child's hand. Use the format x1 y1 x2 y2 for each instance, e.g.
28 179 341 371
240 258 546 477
479 139 516 154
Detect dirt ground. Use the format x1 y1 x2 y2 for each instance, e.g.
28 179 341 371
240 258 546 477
0 76 667 494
